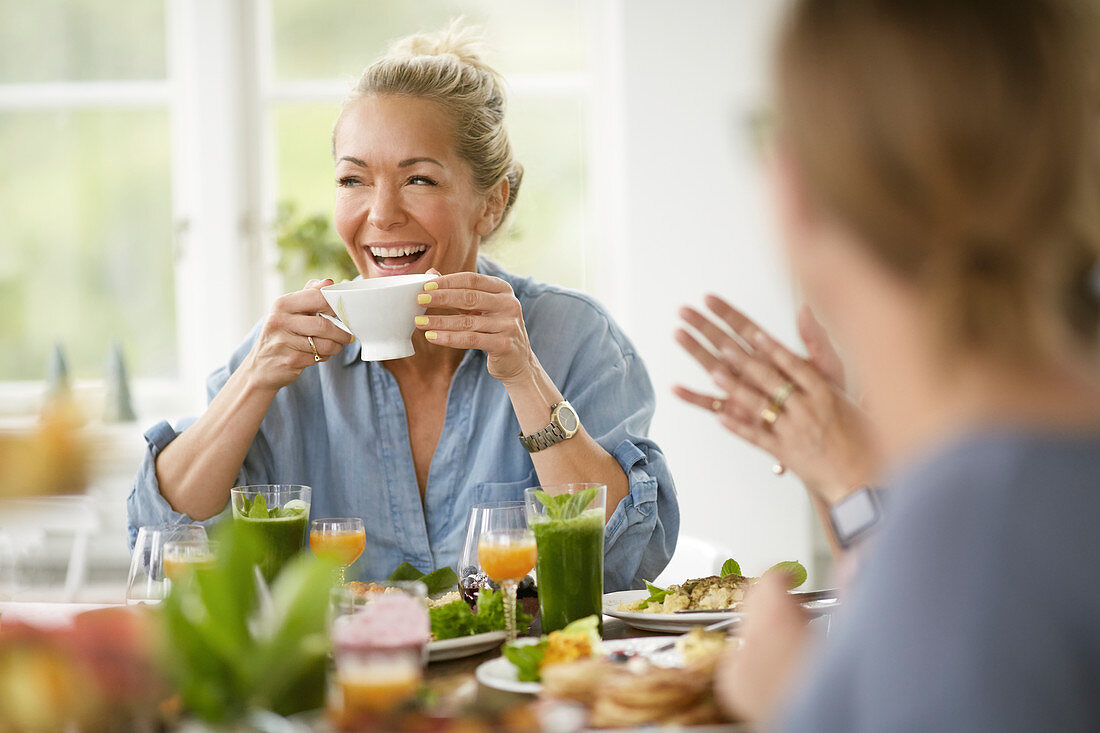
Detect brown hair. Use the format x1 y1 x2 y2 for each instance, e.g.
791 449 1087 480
335 21 523 234
776 0 1100 359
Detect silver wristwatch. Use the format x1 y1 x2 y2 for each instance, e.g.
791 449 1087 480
519 401 580 453
829 486 884 549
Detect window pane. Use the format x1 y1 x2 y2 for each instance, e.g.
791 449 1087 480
270 0 588 80
272 95 587 291
0 0 166 83
0 109 176 380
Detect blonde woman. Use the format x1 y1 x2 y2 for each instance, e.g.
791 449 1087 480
703 0 1100 729
128 25 678 589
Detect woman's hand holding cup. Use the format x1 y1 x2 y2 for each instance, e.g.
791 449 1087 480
242 279 355 393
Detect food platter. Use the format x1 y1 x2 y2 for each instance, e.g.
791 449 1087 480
428 630 507 662
475 637 687 694
603 589 841 634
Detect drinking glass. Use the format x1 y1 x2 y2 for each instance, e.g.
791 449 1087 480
310 517 366 585
458 501 528 606
126 524 206 605
329 581 429 722
230 484 311 582
524 483 606 633
475 505 536 643
163 539 219 584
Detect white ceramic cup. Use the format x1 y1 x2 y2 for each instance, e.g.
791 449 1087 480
320 274 433 361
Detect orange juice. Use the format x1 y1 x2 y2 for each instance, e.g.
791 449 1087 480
338 668 420 714
311 529 366 566
478 539 537 583
163 555 214 582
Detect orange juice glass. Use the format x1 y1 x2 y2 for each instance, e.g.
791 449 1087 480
476 507 536 643
310 518 365 584
163 539 218 584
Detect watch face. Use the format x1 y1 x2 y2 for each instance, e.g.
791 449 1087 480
557 405 579 432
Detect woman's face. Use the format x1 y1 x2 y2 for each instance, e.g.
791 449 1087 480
332 94 504 278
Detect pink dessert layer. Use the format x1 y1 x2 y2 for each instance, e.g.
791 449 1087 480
334 593 430 649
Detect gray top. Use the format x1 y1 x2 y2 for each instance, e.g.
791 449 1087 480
780 429 1100 732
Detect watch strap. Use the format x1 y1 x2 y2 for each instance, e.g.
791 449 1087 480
519 423 567 452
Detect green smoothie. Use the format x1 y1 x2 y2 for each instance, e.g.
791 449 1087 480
532 508 604 633
232 496 310 582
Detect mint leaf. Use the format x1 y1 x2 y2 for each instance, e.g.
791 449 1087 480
247 494 270 519
533 490 565 520
765 561 808 590
503 641 546 682
563 487 599 520
720 559 742 577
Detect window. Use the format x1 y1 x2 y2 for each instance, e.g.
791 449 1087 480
0 0 175 383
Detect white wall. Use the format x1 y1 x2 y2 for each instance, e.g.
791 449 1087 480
593 0 821 583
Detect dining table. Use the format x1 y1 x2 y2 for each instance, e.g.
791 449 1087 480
0 600 748 731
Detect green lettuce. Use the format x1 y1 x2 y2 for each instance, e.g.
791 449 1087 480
429 588 532 641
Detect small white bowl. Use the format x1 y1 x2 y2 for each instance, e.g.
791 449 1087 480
320 274 432 361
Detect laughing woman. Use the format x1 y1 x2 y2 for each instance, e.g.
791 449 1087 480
127 25 678 590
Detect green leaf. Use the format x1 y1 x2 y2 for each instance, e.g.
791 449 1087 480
533 490 564 520
387 561 426 582
428 588 532 641
720 558 742 577
247 494 269 519
639 579 669 609
502 641 547 682
562 487 599 520
765 561 808 590
420 566 459 595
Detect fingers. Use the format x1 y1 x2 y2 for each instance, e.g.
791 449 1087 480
422 329 510 353
672 385 781 456
273 285 335 317
673 327 726 375
671 384 725 412
272 312 355 345
705 295 827 402
304 278 335 291
414 313 507 334
427 271 513 295
417 287 517 314
797 304 845 388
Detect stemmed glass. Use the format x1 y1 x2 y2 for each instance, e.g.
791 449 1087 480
126 524 207 605
310 517 366 585
476 504 537 642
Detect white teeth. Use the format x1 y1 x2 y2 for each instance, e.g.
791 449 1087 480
369 244 427 258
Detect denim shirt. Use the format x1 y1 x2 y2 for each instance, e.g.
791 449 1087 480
127 258 679 591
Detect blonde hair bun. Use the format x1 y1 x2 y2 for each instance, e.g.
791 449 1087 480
387 19 493 74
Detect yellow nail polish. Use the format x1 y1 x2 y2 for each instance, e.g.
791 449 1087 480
425 331 438 340
414 316 429 326
423 281 438 291
417 293 432 305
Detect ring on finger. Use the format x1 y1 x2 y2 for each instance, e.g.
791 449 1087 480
711 398 725 413
307 336 321 362
760 404 780 426
771 381 796 409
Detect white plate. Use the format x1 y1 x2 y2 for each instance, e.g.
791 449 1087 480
428 630 507 662
603 590 840 634
602 590 739 633
475 637 686 694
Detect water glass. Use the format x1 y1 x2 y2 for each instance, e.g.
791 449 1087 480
126 524 207 605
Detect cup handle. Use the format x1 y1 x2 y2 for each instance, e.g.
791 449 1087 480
318 312 354 335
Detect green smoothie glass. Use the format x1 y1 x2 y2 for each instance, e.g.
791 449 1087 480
524 483 606 634
230 484 311 582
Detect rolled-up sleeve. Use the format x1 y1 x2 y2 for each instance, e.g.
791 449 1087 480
125 417 206 549
567 352 679 592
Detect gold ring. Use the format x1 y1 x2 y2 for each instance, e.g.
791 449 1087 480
772 381 796 409
307 336 321 362
712 398 725 412
760 405 780 426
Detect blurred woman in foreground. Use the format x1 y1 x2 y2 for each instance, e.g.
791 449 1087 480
713 0 1100 730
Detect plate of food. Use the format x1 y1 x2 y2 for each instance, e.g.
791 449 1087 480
604 559 838 633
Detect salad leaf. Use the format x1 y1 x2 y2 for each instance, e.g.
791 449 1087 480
429 588 532 641
387 561 425 582
502 641 547 682
386 562 459 595
638 579 669 610
765 560 808 590
720 558 742 577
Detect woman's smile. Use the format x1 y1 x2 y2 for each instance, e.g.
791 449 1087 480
365 241 433 275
